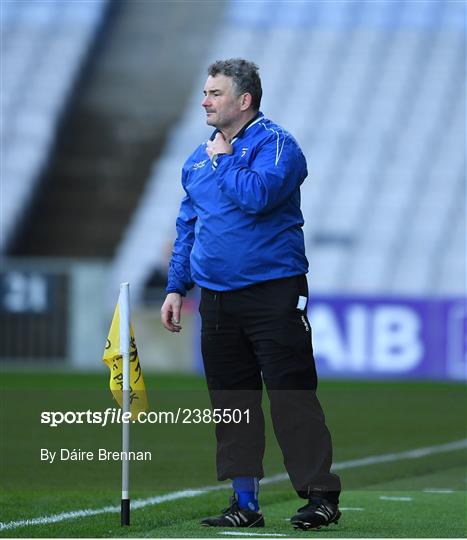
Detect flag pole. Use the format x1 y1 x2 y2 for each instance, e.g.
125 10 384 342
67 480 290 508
119 282 131 526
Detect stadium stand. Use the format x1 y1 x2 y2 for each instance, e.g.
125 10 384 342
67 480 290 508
8 0 221 259
109 0 464 300
1 0 110 252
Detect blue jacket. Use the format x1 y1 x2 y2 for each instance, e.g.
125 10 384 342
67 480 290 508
166 112 309 295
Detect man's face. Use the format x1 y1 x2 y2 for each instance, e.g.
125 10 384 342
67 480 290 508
202 74 243 129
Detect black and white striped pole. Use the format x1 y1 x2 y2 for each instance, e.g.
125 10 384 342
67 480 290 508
119 282 131 526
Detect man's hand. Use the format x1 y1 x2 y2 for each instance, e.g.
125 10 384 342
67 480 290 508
161 292 183 332
206 132 233 160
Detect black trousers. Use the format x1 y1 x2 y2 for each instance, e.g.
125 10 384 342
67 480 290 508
199 275 341 501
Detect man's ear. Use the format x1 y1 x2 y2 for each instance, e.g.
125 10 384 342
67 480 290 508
240 93 253 111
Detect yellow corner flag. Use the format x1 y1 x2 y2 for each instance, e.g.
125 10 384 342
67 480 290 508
103 303 149 419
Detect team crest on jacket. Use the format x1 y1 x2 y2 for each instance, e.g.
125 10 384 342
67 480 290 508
241 147 248 158
193 159 207 170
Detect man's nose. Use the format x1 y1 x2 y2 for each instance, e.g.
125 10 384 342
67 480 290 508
202 95 211 107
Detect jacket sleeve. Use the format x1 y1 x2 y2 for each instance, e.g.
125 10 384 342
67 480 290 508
166 191 197 296
213 134 307 215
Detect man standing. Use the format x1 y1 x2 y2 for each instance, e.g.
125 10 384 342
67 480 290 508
161 58 341 531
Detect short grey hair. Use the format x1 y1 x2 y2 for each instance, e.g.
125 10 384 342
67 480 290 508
207 58 262 111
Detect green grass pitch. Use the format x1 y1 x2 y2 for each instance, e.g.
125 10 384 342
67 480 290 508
0 372 466 537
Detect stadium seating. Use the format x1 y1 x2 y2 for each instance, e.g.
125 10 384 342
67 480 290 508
111 0 464 300
1 0 110 252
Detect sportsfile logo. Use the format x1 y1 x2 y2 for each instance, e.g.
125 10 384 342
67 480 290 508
40 408 251 427
41 408 132 428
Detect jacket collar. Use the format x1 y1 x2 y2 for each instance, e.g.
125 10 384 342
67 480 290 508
209 111 264 142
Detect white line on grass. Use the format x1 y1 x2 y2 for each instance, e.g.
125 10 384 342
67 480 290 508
220 533 287 537
423 489 454 493
379 496 412 501
1 438 466 532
